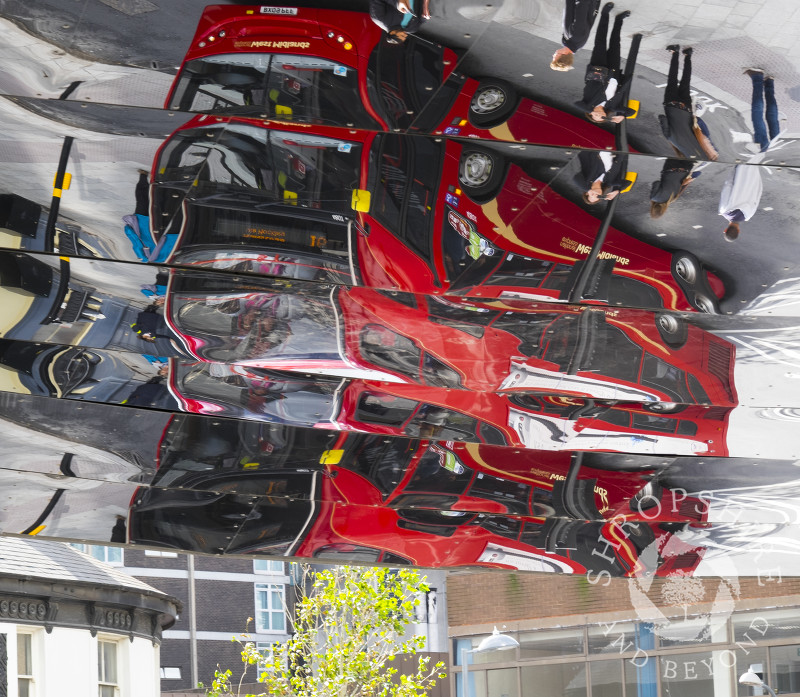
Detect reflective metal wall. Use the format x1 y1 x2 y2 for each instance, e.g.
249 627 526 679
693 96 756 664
2 0 800 581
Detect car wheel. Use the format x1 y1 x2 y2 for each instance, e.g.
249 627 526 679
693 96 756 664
655 312 688 348
458 149 506 203
469 80 517 128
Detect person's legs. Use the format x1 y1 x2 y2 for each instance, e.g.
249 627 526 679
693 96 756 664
678 49 693 103
664 48 681 103
590 3 612 66
134 171 150 217
608 12 628 73
764 77 780 141
749 71 769 151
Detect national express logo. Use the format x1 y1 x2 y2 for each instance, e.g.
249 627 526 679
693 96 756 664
628 540 741 644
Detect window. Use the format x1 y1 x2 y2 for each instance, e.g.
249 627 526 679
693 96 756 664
98 640 119 697
71 544 124 566
18 633 33 697
256 642 278 674
145 550 178 558
255 584 286 633
160 667 181 680
254 560 285 574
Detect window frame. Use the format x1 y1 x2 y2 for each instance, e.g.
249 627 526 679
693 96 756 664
98 637 121 697
254 583 287 634
17 631 35 697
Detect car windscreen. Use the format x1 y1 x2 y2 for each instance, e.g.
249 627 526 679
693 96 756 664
370 134 442 268
169 53 379 129
367 36 447 130
155 123 362 215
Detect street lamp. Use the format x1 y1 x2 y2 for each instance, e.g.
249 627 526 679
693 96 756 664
739 669 778 697
460 627 520 697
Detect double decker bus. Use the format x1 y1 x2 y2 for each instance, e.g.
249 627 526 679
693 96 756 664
129 414 709 576
151 116 725 314
166 5 620 149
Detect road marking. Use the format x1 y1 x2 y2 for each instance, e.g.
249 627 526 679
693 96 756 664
96 0 157 15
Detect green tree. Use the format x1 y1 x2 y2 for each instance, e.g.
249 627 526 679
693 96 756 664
207 564 446 697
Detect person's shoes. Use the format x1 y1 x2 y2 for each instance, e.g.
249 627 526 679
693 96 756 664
682 47 693 56
616 9 631 20
602 2 614 14
744 67 765 76
666 44 680 53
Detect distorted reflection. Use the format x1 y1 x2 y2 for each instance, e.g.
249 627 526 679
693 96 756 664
1 394 800 578
1 1 800 579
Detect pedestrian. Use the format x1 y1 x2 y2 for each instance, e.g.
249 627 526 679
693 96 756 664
122 170 156 262
369 0 431 43
718 159 763 241
714 69 776 240
551 0 601 72
573 3 635 123
658 46 718 161
573 150 628 205
745 68 781 152
649 159 696 218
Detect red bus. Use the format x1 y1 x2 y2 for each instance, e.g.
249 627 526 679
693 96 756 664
129 415 709 576
165 5 619 149
151 116 724 313
165 357 732 457
163 272 736 407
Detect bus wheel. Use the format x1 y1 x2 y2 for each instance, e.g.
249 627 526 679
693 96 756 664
693 293 719 314
458 149 506 203
644 402 686 414
469 80 517 128
655 312 688 348
673 253 700 285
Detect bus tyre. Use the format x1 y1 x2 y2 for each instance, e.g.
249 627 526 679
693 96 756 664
672 252 700 285
670 251 720 314
655 312 688 348
469 80 518 128
458 149 506 203
643 402 686 414
693 293 720 314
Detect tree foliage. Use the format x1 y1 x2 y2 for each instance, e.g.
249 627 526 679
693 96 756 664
207 564 446 697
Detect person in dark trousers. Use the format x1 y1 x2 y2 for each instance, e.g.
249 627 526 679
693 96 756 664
573 150 629 204
649 159 697 218
574 3 635 123
131 297 172 344
551 0 601 71
658 46 718 161
746 68 780 152
369 0 430 42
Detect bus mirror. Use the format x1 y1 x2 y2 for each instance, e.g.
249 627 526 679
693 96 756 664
319 449 345 465
351 189 371 212
627 99 640 119
621 172 638 193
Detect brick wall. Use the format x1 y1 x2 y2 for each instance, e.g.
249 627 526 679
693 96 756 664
447 571 800 629
194 578 258 634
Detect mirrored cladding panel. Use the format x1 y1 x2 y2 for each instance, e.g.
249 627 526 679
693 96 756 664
2 392 800 578
3 0 800 582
